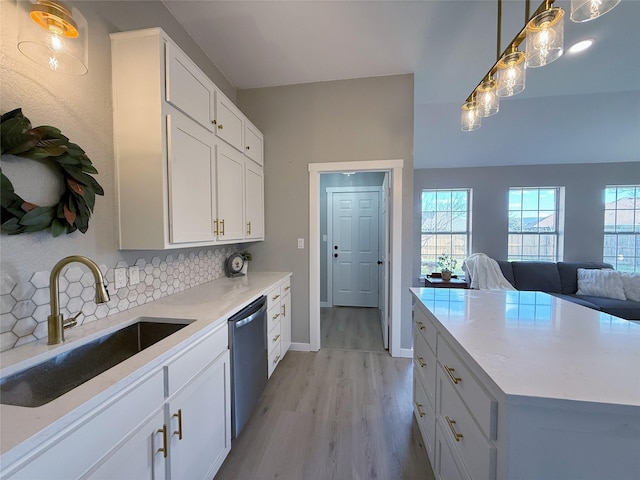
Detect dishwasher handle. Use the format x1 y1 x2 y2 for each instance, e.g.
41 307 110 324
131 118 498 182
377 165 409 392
231 297 267 329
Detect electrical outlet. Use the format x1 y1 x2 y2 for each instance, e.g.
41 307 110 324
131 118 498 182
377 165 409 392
114 268 127 289
129 266 140 286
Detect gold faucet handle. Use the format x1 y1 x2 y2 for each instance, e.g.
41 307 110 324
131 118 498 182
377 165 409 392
64 311 82 329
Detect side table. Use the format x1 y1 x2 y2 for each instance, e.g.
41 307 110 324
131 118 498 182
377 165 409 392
424 276 468 289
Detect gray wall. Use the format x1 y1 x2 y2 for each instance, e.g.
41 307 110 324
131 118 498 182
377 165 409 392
237 75 415 349
320 172 386 303
412 162 640 285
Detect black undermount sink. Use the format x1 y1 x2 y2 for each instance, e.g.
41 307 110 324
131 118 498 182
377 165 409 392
0 318 191 407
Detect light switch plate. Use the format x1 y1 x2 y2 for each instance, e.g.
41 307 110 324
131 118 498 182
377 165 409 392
297 238 304 249
114 268 127 289
129 266 140 286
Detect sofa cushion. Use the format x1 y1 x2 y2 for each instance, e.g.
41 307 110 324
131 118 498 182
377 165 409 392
511 262 562 293
621 272 640 302
557 262 613 294
576 268 626 300
496 260 515 287
576 295 640 320
550 293 602 311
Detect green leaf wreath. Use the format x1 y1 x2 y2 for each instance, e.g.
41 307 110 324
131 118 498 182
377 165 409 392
0 108 104 236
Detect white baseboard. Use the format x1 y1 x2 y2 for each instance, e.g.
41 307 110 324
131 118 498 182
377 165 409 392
289 342 311 352
398 347 413 359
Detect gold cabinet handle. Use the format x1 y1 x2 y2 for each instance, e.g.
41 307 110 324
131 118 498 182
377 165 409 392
416 356 426 368
246 145 250 150
415 402 426 418
284 285 290 292
282 304 286 317
272 312 280 320
212 119 217 125
416 321 425 331
157 424 168 458
214 219 219 235
217 123 224 129
220 219 225 236
272 334 281 343
446 416 464 442
444 365 462 385
247 221 251 235
173 409 183 440
272 294 280 301
273 355 280 364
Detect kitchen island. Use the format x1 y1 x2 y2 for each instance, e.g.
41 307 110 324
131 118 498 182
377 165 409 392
410 287 640 480
0 272 290 479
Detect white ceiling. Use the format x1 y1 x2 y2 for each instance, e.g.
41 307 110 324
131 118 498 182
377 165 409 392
162 0 640 169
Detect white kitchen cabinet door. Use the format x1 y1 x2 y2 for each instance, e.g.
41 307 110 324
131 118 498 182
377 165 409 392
216 144 245 241
244 161 264 240
214 93 244 152
87 409 166 480
167 114 216 244
244 120 263 165
167 351 231 480
165 42 215 132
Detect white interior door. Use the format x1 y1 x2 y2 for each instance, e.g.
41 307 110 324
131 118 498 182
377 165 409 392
380 174 390 349
331 191 380 307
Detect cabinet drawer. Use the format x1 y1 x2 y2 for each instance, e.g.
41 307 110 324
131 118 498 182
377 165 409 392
437 369 496 480
413 371 435 460
435 422 471 480
166 324 227 397
280 278 291 297
267 304 282 333
437 335 497 440
268 342 281 377
414 306 438 353
414 329 437 406
267 286 282 311
268 321 281 355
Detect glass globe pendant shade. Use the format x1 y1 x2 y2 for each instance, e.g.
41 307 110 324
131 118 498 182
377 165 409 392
570 0 620 23
476 78 499 117
496 50 526 97
526 7 564 68
461 101 482 132
17 0 88 75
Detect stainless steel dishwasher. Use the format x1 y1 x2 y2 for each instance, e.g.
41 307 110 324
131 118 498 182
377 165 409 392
228 295 268 439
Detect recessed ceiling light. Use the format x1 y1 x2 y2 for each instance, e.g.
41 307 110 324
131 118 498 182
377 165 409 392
568 39 594 54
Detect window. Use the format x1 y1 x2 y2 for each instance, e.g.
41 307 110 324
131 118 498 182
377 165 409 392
604 185 639 272
508 187 562 262
420 189 471 276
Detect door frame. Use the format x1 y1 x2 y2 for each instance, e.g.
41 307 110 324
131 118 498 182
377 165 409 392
326 186 383 308
309 159 403 357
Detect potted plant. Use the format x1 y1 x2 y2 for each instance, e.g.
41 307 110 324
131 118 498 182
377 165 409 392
437 254 457 282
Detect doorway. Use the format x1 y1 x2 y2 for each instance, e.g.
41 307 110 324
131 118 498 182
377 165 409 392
309 160 404 357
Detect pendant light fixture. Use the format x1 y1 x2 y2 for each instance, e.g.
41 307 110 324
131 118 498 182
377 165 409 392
526 1 564 67
17 0 88 75
570 0 620 23
477 78 500 117
461 100 482 132
496 47 527 97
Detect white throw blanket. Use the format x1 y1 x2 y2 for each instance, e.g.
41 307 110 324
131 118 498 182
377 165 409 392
462 253 515 290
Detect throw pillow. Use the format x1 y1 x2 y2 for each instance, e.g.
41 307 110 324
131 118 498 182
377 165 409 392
576 268 626 300
621 272 640 302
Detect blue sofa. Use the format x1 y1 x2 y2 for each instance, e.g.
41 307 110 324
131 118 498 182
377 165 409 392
496 261 640 320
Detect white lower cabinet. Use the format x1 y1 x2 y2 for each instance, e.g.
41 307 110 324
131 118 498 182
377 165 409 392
266 276 292 377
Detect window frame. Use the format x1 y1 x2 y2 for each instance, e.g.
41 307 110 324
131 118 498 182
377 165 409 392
603 185 639 273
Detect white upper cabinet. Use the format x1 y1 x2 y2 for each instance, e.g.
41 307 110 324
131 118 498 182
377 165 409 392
111 28 264 250
166 42 215 133
245 161 264 240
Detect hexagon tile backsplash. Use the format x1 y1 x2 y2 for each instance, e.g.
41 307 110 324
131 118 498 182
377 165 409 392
0 246 238 352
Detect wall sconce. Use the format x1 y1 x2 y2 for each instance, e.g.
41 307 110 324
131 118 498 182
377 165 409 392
17 0 88 75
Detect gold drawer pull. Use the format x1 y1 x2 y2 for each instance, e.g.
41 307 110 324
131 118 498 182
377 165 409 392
272 294 280 300
446 416 463 442
282 304 286 316
220 218 225 235
273 355 280 364
213 219 219 235
415 402 426 418
416 356 426 368
272 313 280 320
284 285 290 291
218 124 224 130
444 365 462 385
416 321 425 331
157 424 168 458
173 409 183 440
272 334 281 343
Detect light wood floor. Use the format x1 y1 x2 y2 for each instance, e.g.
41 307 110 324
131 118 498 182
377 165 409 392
214 349 434 480
321 306 385 352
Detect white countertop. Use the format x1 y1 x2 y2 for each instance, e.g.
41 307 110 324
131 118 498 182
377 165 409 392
0 272 290 458
410 288 640 408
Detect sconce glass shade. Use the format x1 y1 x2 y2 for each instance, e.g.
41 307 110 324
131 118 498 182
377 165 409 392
526 7 564 68
570 0 620 23
476 78 499 117
496 50 526 97
17 0 88 75
461 101 482 132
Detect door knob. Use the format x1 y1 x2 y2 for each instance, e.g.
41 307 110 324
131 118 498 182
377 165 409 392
377 261 383 265
334 253 338 258
334 245 338 250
